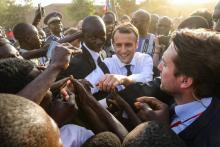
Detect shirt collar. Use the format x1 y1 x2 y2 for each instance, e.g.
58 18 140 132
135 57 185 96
174 97 212 122
114 53 136 68
83 42 100 62
51 33 64 39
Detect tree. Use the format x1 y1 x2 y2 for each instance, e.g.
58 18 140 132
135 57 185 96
115 0 138 16
66 0 95 22
0 0 33 28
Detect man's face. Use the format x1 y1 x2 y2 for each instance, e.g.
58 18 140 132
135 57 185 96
0 44 23 59
103 14 116 40
131 13 148 35
157 20 171 36
113 31 137 64
49 20 63 35
157 42 181 95
83 23 106 52
28 26 42 49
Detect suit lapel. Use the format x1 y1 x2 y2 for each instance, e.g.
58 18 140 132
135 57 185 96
179 98 220 140
81 44 96 70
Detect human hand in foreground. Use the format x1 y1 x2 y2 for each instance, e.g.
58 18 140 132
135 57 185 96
50 43 82 70
97 74 132 92
134 96 169 126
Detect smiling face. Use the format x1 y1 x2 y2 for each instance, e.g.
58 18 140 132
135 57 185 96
113 30 137 64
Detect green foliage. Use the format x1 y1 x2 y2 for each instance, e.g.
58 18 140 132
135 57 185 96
66 0 95 22
138 0 169 13
116 0 138 16
0 0 33 28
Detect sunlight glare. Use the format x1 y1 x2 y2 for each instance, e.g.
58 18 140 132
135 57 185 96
171 0 210 5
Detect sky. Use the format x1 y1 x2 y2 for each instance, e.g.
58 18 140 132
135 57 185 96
16 0 214 7
16 0 108 6
16 0 146 7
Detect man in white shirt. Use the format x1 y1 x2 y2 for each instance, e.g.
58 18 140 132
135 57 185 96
86 23 153 93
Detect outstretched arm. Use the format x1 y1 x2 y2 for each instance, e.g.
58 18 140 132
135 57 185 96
72 78 128 141
110 92 141 127
17 43 82 104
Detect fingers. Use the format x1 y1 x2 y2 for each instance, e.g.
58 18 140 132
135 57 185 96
79 79 94 88
60 43 82 56
135 96 167 110
36 65 46 70
137 109 155 122
134 102 152 111
97 74 121 92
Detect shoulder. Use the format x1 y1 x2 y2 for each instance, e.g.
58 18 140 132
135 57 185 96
104 55 117 64
135 52 152 60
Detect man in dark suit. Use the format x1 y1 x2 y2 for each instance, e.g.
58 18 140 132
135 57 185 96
135 29 220 147
60 15 106 79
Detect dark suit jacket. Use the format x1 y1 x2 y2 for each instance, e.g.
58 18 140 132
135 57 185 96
117 78 174 109
179 97 220 147
60 44 96 79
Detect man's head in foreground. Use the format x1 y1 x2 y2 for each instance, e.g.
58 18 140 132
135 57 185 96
0 93 63 147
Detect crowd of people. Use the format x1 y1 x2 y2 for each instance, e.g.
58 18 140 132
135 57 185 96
0 1 220 147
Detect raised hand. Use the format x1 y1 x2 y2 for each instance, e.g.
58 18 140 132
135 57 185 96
50 43 82 70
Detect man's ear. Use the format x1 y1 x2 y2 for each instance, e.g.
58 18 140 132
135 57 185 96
180 76 193 89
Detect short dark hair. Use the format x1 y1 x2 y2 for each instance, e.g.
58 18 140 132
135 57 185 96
120 15 131 22
82 15 105 34
191 9 213 28
112 23 139 42
0 58 35 93
103 11 117 21
0 94 52 147
13 23 33 41
178 16 209 29
122 121 186 147
171 29 220 98
132 9 151 25
82 132 121 147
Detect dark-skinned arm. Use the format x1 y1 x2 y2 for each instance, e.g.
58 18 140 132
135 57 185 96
21 45 48 59
134 96 169 126
111 92 141 127
17 43 82 104
21 32 82 60
32 5 43 27
73 79 128 141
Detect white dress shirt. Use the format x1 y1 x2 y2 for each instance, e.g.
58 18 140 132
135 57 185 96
86 52 153 93
60 124 94 147
83 42 100 66
171 97 212 134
